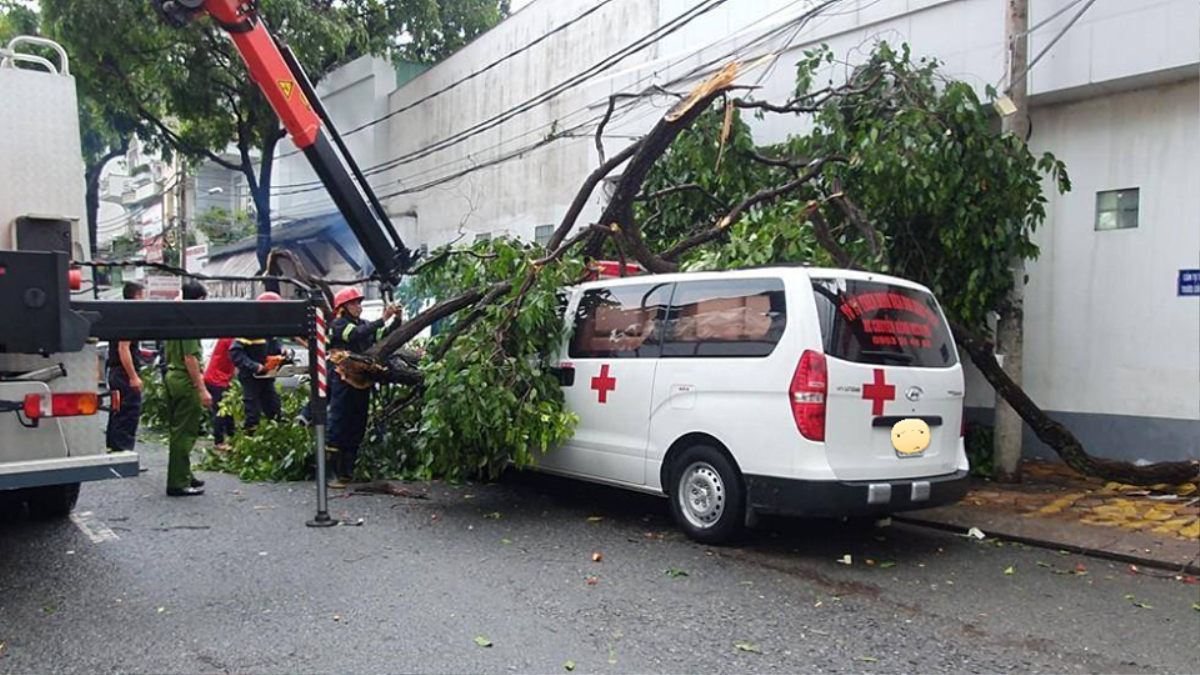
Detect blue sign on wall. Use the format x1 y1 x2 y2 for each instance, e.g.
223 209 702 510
1180 269 1200 297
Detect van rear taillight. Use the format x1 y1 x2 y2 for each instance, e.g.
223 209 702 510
23 392 100 420
790 350 827 442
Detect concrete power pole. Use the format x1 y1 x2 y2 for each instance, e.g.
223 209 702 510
179 162 188 272
994 0 1030 483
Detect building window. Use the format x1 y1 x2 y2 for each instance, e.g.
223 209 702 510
474 232 491 244
1095 188 1139 231
535 224 554 247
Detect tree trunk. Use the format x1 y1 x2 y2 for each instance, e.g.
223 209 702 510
955 322 1197 487
83 141 129 260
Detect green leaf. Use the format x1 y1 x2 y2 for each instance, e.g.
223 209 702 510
474 636 493 648
1003 566 1015 575
564 660 576 671
879 561 897 569
734 642 761 654
858 656 879 663
665 568 689 579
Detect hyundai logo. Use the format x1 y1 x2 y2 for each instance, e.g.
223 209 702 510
904 386 924 402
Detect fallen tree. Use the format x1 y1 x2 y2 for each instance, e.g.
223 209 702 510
280 42 1195 486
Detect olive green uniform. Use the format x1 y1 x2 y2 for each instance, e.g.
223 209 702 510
165 339 203 491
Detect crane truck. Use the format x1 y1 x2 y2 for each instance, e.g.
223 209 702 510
0 0 414 519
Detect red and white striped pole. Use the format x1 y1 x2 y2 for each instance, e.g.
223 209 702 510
307 297 336 527
314 308 328 400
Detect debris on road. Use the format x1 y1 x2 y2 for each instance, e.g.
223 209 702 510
591 552 603 563
474 636 493 648
734 642 761 654
664 568 688 578
837 554 852 565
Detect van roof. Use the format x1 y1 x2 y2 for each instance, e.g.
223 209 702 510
574 266 934 295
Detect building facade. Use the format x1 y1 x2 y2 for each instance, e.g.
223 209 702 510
272 0 1199 463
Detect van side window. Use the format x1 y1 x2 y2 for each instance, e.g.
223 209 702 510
662 278 787 358
569 283 672 359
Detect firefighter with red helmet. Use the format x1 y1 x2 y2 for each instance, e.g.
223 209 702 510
326 286 399 487
229 291 290 431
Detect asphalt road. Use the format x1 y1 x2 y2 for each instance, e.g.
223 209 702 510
2 442 1197 674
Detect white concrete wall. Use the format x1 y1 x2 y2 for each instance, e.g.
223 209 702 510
1022 78 1200 421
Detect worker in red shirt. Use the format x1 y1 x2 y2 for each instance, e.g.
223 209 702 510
203 337 237 451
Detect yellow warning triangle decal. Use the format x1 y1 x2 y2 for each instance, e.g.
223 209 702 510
278 80 295 100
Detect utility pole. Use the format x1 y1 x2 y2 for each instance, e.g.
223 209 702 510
994 0 1029 483
179 162 188 272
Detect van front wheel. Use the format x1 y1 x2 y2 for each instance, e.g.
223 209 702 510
669 446 745 545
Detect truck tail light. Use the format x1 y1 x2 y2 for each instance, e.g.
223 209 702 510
23 392 100 420
790 350 827 442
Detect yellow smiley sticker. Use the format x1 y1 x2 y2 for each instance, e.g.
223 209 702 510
891 418 931 455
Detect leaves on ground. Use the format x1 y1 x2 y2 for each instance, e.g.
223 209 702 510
1003 566 1015 575
500 538 511 545
966 527 986 540
587 516 604 522
564 659 576 671
586 575 599 586
664 568 689 578
734 642 761 654
474 636 493 648
592 552 603 562
879 561 897 569
1191 603 1200 612
484 511 502 520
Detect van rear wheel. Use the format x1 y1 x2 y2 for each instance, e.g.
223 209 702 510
27 483 80 519
669 445 745 545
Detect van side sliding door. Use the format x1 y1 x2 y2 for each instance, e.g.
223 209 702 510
542 282 673 486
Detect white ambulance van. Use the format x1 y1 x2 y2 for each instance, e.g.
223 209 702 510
539 267 970 543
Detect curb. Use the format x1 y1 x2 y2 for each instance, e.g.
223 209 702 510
894 514 1200 576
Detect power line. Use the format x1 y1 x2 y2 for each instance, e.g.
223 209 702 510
272 0 835 202
283 0 845 209
268 0 730 194
1009 0 1097 92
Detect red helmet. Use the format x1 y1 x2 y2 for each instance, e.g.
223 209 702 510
257 291 283 302
333 287 364 310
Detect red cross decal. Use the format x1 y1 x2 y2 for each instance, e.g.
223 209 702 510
861 368 895 415
591 364 617 404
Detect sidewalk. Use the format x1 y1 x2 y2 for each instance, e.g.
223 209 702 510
898 461 1200 574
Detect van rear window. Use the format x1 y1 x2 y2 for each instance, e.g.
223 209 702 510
811 278 957 368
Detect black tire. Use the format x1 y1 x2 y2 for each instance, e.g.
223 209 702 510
667 445 745 545
27 483 81 519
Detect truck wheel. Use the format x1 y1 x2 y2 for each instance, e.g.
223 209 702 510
668 445 745 545
27 483 81 519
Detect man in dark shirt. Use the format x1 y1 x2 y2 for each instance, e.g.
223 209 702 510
229 292 287 431
106 282 144 452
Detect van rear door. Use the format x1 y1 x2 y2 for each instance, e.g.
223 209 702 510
811 276 963 480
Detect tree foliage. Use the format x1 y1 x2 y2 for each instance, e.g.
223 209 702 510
196 207 256 247
38 0 506 267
